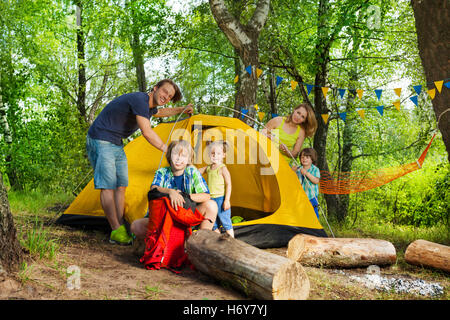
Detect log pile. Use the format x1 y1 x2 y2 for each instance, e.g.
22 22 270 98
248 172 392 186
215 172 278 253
287 234 397 268
186 230 310 300
405 239 450 272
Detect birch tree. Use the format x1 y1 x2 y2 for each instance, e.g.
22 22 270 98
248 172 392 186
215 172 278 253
209 0 270 124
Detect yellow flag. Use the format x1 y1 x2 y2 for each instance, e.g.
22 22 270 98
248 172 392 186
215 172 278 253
322 87 329 98
256 68 263 78
393 100 401 111
321 114 329 124
258 112 265 121
394 88 402 97
357 89 364 100
254 104 259 110
290 80 298 91
427 88 436 99
357 109 365 119
434 80 443 93
234 75 239 83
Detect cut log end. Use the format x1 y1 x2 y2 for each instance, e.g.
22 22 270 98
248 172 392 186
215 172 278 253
273 261 310 300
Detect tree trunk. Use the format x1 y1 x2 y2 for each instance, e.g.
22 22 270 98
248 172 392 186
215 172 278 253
209 0 270 126
129 1 147 92
0 175 22 273
186 230 310 300
405 239 450 272
131 32 147 92
287 234 397 268
411 0 450 162
75 3 87 122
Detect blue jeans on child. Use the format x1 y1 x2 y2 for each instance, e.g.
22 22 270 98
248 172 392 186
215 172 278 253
211 196 233 231
309 197 319 219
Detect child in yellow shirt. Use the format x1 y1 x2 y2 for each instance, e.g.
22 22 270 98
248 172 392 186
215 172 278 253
199 141 233 237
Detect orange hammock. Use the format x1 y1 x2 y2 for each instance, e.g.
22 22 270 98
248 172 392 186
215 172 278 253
319 134 436 194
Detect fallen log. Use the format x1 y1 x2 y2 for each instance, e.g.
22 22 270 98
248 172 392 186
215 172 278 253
287 234 397 268
186 230 310 300
405 239 450 272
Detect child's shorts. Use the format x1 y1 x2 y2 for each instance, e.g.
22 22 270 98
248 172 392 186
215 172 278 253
211 196 233 231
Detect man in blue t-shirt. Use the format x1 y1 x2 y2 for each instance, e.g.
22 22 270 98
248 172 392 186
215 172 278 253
86 79 193 245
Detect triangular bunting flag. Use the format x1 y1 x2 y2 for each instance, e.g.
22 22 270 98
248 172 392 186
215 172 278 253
290 80 298 91
241 108 248 119
374 89 383 100
256 68 263 78
356 89 364 100
444 81 450 89
434 80 443 93
322 87 330 98
393 100 401 111
376 105 384 116
339 112 347 122
413 85 422 95
394 88 402 97
410 95 418 106
233 75 239 83
245 65 252 75
276 76 283 87
258 112 265 121
306 84 314 95
427 88 436 100
321 114 329 125
271 113 278 119
338 88 346 99
253 104 259 110
357 109 365 119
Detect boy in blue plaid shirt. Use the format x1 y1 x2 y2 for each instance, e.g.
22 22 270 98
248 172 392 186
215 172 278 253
131 140 218 240
292 148 321 219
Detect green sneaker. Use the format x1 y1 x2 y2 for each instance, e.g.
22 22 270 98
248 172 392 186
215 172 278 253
109 225 133 245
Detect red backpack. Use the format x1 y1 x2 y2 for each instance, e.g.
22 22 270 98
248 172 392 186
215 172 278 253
139 189 206 273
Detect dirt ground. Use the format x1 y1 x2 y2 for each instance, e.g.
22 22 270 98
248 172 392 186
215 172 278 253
1 222 449 301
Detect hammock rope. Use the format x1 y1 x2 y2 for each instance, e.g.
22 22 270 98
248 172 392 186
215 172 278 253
318 133 436 195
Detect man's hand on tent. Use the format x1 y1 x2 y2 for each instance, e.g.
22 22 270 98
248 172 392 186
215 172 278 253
168 189 185 210
182 104 194 116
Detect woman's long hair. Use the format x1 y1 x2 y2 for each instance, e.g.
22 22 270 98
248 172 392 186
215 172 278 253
286 103 317 137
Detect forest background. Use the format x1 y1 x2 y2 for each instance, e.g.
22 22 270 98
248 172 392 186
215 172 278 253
0 0 448 237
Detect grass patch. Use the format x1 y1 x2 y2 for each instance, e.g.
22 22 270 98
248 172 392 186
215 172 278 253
19 215 59 260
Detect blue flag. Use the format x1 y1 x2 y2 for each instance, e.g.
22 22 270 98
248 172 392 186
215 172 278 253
339 88 346 99
376 105 384 116
306 84 314 95
444 81 450 89
413 85 422 95
241 108 248 120
245 65 252 75
276 76 284 87
271 113 278 118
339 112 347 122
410 96 418 106
374 89 383 100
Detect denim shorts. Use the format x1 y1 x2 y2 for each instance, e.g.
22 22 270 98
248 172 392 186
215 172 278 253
86 135 128 189
211 196 233 231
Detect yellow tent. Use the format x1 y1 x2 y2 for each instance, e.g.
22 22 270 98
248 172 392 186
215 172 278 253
57 114 326 247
